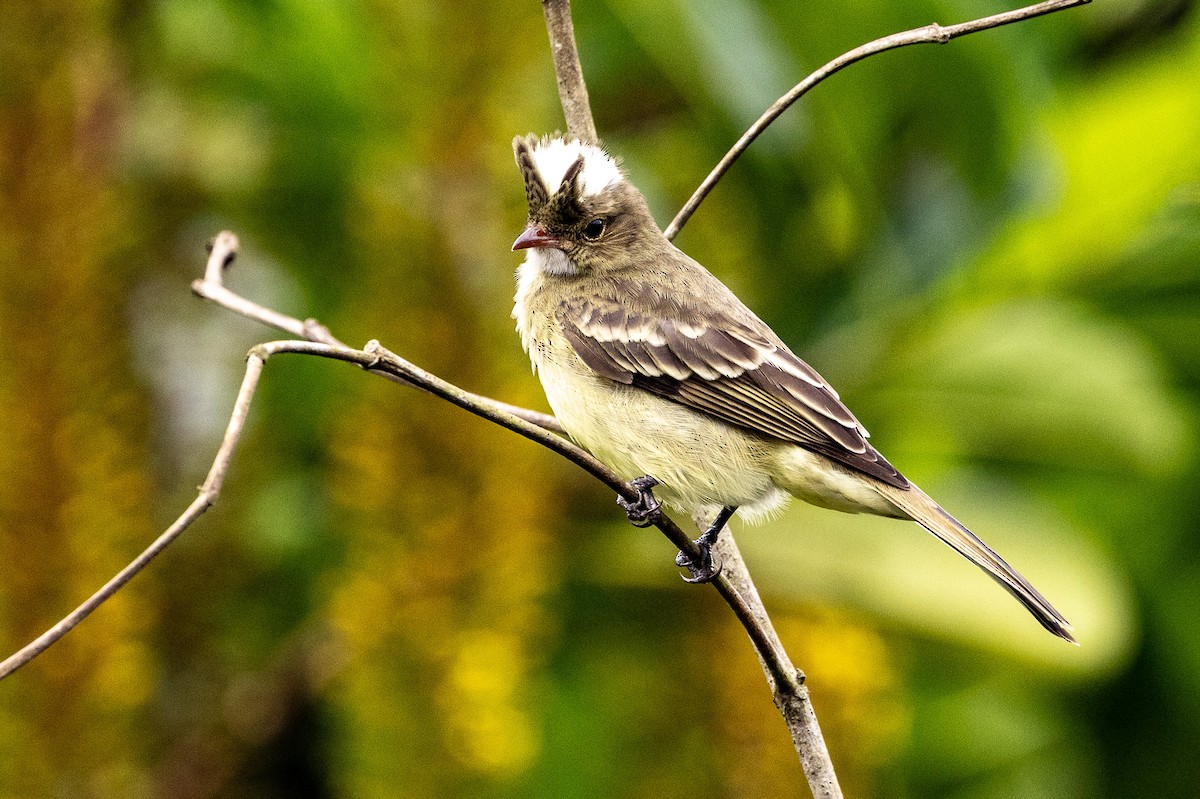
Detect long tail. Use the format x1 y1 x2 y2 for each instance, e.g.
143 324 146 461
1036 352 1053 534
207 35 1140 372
872 481 1076 644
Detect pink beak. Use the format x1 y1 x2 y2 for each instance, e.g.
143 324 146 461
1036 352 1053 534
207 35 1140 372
512 225 559 251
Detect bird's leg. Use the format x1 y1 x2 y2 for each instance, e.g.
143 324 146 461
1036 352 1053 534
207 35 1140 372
675 506 737 584
618 475 663 528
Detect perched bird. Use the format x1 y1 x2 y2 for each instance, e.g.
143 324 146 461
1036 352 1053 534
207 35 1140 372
510 134 1074 643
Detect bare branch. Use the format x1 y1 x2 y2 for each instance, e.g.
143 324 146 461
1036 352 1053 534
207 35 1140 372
202 208 824 787
280 336 832 789
536 4 838 793
542 0 598 142
2 235 824 796
663 0 1092 240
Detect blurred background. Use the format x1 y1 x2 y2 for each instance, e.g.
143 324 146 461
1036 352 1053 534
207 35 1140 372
1 0 1197 796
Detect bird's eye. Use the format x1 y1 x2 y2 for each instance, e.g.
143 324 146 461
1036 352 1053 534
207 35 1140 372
583 218 606 240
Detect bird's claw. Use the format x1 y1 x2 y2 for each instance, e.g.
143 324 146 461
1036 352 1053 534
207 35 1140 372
676 544 721 583
675 506 734 583
618 475 662 528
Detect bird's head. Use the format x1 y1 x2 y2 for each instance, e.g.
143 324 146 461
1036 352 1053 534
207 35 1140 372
512 135 663 276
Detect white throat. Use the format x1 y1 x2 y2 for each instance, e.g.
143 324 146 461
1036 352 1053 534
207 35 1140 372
523 247 576 277
514 249 577 362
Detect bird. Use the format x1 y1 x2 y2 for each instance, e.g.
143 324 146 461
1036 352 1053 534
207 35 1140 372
509 134 1074 643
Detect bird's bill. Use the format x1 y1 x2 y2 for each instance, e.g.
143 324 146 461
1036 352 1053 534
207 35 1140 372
512 225 560 251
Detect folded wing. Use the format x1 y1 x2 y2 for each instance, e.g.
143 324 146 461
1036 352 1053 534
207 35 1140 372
558 294 907 488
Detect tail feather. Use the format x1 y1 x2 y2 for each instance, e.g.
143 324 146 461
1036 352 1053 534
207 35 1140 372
872 481 1076 644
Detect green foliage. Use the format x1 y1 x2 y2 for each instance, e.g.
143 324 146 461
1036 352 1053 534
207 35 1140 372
1 0 1197 797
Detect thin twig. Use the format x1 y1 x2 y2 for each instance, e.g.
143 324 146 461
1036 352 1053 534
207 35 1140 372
192 234 565 434
715 534 834 793
350 349 818 782
663 0 1092 240
0 237 568 681
542 0 598 142
0 344 266 679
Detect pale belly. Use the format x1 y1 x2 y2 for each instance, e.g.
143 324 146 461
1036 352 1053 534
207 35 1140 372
536 357 790 521
534 355 902 523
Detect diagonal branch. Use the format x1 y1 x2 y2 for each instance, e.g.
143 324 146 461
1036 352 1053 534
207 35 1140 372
237 328 805 696
263 336 837 781
663 0 1092 240
200 236 817 734
0 235 804 700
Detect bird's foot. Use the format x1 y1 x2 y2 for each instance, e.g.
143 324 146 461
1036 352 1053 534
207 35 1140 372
674 506 735 584
675 543 720 583
618 475 662 528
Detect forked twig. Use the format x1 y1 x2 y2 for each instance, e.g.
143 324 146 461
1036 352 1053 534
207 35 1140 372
193 234 565 434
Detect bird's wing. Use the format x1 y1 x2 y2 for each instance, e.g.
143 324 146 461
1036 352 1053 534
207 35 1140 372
557 294 907 488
